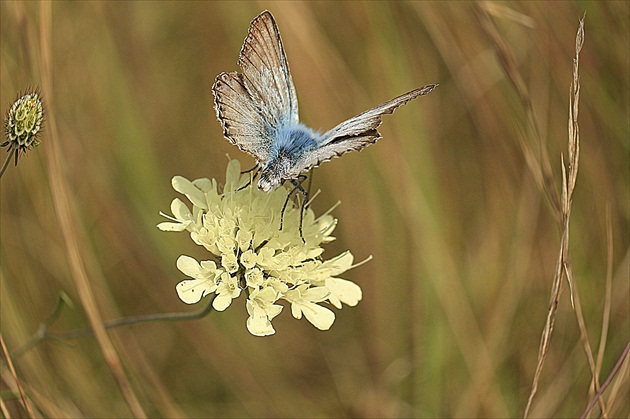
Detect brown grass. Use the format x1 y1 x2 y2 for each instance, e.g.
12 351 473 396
1 2 628 417
519 16 592 418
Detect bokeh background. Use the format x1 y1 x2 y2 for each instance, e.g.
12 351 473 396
1 1 628 417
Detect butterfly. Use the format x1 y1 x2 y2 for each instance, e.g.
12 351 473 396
212 11 437 193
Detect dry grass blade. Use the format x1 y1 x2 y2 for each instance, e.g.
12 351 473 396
523 217 566 418
595 207 614 395
37 3 146 418
604 338 630 413
1 3 626 417
562 16 607 418
523 17 599 418
0 396 10 418
1 333 34 418
477 3 561 219
581 340 630 418
480 1 536 28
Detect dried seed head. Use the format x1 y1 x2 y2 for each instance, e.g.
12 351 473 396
2 89 44 164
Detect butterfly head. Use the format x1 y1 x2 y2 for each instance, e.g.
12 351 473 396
257 173 281 192
258 149 295 191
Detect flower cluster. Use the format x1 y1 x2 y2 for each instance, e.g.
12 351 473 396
158 159 365 336
2 89 44 163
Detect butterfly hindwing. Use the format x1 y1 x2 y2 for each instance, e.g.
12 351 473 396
286 84 438 177
213 72 274 163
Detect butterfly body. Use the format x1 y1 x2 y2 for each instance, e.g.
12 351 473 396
212 11 437 192
259 123 320 191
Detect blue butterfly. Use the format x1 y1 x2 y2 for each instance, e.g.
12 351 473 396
212 10 437 192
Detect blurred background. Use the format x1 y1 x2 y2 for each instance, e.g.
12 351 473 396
1 1 628 417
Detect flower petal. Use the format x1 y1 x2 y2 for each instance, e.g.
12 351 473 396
301 286 331 303
176 278 214 304
322 251 354 276
212 293 233 311
172 176 208 210
170 198 192 221
157 221 188 232
246 313 276 336
176 255 202 277
299 302 335 330
325 277 363 308
224 160 244 192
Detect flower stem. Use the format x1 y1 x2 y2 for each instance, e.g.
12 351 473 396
12 294 216 358
0 147 16 178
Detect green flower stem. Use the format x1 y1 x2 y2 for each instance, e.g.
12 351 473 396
0 146 16 178
12 293 216 358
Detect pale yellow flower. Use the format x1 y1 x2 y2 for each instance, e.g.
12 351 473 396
159 159 367 336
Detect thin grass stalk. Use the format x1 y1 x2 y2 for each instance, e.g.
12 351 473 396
603 340 630 414
523 217 567 418
594 207 614 392
477 4 561 220
562 17 607 417
523 17 599 418
0 395 10 418
581 340 630 418
37 3 147 417
1 333 34 418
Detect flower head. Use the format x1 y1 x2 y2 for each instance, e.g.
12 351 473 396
2 89 44 165
159 159 366 336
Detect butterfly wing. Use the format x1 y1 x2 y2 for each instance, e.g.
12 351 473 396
238 11 299 127
284 84 438 178
212 11 298 164
213 72 275 162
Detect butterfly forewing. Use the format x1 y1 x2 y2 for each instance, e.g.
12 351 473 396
286 84 438 177
237 11 299 129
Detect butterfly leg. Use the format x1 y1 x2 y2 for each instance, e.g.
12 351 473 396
237 166 261 191
296 169 316 241
279 178 301 231
241 164 259 174
280 175 308 243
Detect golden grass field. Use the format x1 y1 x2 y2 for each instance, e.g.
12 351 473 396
1 1 628 417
